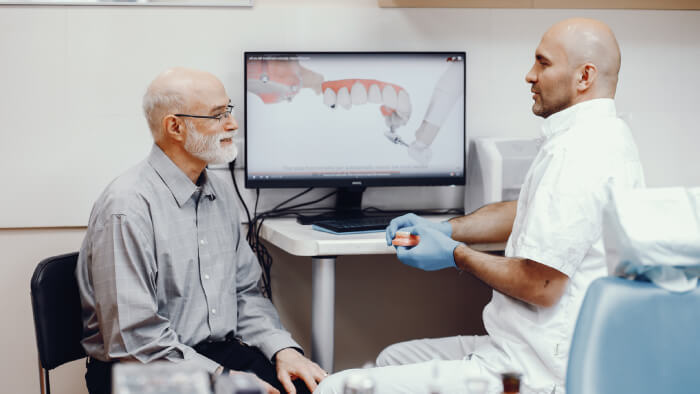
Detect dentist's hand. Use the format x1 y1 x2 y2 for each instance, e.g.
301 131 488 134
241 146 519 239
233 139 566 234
395 226 461 271
385 213 452 245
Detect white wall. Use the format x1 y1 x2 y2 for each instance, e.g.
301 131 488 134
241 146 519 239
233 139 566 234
2 0 699 227
1 1 699 393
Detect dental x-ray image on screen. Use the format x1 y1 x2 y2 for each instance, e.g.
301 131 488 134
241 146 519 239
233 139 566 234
245 52 465 188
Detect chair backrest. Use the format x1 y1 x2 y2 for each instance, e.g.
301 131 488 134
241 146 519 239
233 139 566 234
567 276 700 394
30 252 86 370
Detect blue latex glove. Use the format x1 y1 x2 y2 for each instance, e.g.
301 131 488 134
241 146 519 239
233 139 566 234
395 226 461 271
385 213 452 246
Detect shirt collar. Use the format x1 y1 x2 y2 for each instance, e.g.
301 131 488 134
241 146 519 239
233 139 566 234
147 144 217 207
541 98 617 139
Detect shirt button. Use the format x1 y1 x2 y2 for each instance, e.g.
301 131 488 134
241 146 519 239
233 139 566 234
200 239 206 245
211 308 217 314
204 274 210 280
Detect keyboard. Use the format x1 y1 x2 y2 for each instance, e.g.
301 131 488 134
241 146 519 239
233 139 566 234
312 215 396 233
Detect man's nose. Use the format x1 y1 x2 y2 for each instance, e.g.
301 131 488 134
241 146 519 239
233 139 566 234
525 67 536 83
225 115 238 131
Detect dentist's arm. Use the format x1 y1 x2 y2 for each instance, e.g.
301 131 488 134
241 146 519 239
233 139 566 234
451 201 566 307
448 200 517 244
454 245 568 308
385 201 516 246
394 201 567 308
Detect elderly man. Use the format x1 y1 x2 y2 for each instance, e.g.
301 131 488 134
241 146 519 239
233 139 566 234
316 18 645 394
76 68 326 394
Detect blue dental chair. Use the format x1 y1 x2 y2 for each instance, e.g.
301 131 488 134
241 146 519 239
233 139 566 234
566 276 700 394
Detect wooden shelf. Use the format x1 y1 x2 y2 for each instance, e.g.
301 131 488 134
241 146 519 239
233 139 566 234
378 0 700 10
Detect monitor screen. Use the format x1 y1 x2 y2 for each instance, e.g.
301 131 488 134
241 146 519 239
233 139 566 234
244 52 466 189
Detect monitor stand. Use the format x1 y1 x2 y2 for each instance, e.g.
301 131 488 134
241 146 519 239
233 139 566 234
296 187 372 225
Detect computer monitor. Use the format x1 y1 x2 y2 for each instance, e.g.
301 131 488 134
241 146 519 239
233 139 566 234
244 51 466 219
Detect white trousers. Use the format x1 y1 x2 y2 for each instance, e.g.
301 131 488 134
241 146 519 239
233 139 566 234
314 335 506 394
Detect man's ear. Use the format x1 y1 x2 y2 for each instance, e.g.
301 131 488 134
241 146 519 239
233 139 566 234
576 63 597 92
163 115 186 142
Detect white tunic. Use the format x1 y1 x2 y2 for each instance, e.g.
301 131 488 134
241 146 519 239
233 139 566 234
483 98 646 392
314 99 646 394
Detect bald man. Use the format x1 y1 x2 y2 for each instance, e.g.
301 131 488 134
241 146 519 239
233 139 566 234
76 68 326 394
316 18 645 394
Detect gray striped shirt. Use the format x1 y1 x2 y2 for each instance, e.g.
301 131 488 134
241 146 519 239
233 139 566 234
76 144 299 373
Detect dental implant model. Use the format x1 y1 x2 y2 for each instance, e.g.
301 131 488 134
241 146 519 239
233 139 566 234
408 58 464 165
320 79 412 147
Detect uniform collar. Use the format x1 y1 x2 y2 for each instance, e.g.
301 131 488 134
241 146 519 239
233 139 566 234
147 144 217 207
541 98 617 139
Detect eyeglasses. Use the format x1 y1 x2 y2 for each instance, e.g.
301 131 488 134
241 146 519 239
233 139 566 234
174 104 235 122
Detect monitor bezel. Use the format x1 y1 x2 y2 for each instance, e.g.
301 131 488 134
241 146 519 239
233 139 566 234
243 51 466 189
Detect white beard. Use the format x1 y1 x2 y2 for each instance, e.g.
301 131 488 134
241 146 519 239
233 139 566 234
184 121 238 164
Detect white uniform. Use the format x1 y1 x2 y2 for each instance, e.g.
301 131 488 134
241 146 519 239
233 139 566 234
315 99 645 394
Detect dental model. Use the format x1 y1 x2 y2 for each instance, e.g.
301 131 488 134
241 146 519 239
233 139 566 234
321 79 413 148
247 59 323 104
392 231 420 247
321 79 412 127
408 59 464 165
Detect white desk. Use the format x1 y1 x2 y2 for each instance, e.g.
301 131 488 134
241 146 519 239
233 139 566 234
259 216 505 372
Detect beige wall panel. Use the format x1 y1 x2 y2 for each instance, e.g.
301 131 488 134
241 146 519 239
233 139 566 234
379 0 700 9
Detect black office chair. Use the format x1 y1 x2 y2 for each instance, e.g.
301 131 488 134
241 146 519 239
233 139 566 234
30 252 86 394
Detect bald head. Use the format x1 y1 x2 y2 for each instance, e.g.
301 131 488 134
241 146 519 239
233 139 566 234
143 67 224 140
546 18 621 97
526 18 621 118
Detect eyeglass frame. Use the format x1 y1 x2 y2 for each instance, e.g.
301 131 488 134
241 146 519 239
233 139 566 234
174 104 235 122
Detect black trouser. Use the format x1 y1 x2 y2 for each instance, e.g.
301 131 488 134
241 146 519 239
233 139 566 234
85 339 311 394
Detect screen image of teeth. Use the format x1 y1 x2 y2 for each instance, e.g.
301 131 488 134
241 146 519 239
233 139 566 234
246 54 464 179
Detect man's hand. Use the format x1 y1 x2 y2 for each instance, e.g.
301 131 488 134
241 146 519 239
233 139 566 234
274 348 327 393
385 213 452 245
396 226 461 271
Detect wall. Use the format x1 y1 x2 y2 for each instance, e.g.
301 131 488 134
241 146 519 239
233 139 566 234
1 1 699 393
2 0 700 227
